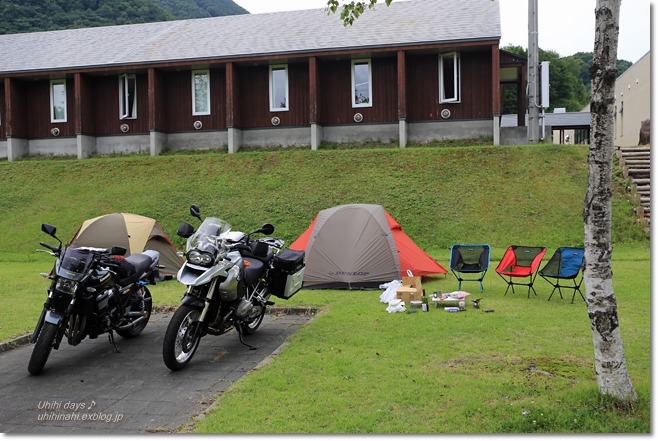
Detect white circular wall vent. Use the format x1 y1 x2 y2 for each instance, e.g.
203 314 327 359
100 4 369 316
51 128 60 136
441 109 451 119
120 124 130 133
354 113 363 123
194 121 203 130
271 116 281 126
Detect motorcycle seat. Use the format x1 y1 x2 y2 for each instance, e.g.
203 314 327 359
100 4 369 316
126 253 154 274
243 258 266 286
117 252 156 286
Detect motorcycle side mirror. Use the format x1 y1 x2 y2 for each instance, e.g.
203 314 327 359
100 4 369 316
178 222 195 238
41 223 57 237
41 223 62 249
190 204 202 221
257 223 275 236
111 246 127 256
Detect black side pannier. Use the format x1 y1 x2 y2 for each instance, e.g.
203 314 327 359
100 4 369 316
268 248 305 299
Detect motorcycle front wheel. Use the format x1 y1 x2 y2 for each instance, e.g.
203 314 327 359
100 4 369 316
28 322 59 375
116 287 152 339
163 305 202 371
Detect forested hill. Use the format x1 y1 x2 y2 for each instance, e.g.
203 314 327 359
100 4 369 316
0 0 248 35
151 0 247 19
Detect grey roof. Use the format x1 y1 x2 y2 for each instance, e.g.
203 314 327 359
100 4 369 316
501 112 591 128
0 0 501 75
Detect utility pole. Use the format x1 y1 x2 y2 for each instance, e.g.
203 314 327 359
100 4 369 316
527 0 540 143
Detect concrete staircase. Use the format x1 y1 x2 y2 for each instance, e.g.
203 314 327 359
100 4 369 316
616 146 650 236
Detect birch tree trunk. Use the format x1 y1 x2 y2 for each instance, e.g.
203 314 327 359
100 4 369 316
584 0 637 401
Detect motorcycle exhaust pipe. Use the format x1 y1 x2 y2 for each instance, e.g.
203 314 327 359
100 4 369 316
124 311 147 318
117 316 146 331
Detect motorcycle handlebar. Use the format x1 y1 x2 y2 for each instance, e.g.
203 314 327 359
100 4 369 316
39 242 59 253
234 243 251 253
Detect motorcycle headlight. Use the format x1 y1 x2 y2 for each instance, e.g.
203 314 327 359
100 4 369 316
55 277 78 295
188 250 214 267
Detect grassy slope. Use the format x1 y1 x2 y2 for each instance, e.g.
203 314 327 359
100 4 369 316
0 144 646 257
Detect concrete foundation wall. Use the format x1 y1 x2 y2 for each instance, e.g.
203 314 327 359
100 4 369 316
29 137 77 157
408 120 492 143
323 123 398 144
3 118 513 160
242 127 310 147
500 127 528 145
8 138 29 161
311 123 323 150
78 134 97 159
96 134 150 156
166 130 228 152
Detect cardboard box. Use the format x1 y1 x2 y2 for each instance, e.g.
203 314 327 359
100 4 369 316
396 276 423 305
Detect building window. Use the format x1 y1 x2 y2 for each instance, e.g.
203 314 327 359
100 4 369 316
439 52 460 103
269 65 289 112
351 59 372 107
192 70 210 115
119 74 137 119
50 79 67 123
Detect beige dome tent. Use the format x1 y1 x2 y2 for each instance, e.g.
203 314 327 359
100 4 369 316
70 213 183 277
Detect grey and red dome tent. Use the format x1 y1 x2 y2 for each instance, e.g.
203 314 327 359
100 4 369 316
289 204 447 289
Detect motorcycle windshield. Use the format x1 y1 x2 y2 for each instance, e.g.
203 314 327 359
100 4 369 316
55 246 95 281
187 217 232 253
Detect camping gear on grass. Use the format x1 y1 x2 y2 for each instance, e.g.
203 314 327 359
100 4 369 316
495 245 547 298
449 244 491 292
379 280 403 303
290 204 447 289
70 213 183 276
538 247 585 303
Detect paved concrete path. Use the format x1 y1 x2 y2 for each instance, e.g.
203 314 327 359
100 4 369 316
0 311 313 434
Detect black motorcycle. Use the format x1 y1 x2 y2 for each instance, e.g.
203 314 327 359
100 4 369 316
162 205 305 371
28 223 162 375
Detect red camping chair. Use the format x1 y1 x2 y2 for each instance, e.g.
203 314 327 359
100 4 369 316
495 246 547 298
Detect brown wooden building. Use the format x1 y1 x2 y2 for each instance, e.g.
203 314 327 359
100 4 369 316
0 0 525 160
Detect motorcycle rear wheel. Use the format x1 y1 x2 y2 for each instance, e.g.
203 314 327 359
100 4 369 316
239 306 266 335
28 322 59 375
163 305 202 371
116 287 152 339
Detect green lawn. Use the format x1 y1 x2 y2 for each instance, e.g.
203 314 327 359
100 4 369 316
188 244 649 433
0 144 650 432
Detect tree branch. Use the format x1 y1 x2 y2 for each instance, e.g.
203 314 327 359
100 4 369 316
326 0 393 26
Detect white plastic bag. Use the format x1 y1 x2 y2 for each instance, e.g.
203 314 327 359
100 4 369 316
386 299 406 313
379 279 403 303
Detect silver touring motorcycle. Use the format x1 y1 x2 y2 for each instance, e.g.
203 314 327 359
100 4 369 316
162 205 305 371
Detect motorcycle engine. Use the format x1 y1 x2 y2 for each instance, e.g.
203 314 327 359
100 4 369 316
234 299 253 319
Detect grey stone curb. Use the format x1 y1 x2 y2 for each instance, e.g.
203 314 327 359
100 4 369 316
0 306 317 354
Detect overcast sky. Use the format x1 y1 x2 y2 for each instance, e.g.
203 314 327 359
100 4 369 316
233 0 651 63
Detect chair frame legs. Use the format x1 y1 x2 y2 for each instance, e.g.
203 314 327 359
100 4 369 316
542 275 585 303
498 272 539 298
453 270 487 292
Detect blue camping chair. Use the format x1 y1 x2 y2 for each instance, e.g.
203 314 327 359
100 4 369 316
449 244 491 292
538 247 585 303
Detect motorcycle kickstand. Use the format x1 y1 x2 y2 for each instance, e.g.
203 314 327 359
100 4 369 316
108 330 121 353
238 330 258 351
